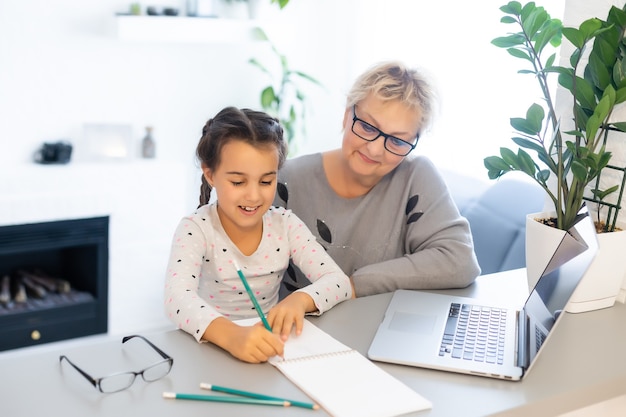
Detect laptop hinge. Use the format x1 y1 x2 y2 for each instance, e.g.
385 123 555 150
516 307 528 369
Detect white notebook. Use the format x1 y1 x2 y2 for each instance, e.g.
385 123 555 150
268 320 432 417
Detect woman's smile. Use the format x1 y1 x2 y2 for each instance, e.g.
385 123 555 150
357 149 379 165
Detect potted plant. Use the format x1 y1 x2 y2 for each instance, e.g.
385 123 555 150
483 1 626 311
270 0 289 8
220 0 290 19
249 28 323 154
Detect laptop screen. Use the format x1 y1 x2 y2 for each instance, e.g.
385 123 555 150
519 206 598 368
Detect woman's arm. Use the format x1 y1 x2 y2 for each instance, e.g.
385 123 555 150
351 159 480 296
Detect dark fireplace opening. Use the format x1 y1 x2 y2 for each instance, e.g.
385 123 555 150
0 217 108 351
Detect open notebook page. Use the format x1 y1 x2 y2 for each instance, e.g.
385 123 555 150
237 318 432 417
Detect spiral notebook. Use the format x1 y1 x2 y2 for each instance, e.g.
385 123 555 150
268 319 432 417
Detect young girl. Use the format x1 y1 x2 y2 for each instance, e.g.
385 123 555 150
164 107 352 363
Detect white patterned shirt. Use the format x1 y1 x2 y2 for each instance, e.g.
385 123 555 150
164 204 352 341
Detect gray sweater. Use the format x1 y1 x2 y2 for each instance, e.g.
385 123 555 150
274 153 480 297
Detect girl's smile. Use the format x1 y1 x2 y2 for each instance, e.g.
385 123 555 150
203 139 279 253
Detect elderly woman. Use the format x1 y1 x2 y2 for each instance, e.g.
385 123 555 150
274 61 480 297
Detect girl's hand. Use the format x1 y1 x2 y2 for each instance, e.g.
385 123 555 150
267 292 316 341
203 318 284 363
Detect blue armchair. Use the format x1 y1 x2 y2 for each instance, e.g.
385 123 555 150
443 171 546 275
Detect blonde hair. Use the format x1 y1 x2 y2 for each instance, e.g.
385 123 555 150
346 61 436 135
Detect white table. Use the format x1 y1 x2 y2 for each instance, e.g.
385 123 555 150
1 269 625 416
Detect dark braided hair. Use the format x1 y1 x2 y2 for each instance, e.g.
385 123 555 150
196 107 287 208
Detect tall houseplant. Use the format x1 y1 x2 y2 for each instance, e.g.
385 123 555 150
484 1 626 312
249 29 323 154
484 1 626 233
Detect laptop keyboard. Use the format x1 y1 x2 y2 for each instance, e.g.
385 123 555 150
439 303 507 365
535 325 547 352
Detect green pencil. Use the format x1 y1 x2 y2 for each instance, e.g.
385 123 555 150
232 261 272 331
200 382 319 410
162 392 289 407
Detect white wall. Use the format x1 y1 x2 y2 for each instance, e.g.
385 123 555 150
268 0 566 179
0 0 569 336
1 0 566 180
1 1 269 201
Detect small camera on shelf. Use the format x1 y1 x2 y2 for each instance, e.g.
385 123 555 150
34 141 73 164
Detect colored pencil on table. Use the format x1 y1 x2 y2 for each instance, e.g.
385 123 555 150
162 392 289 407
232 261 272 331
200 382 319 410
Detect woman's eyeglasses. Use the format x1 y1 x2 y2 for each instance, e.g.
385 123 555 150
59 335 173 393
351 105 418 156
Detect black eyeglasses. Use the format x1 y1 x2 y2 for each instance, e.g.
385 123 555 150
59 335 173 393
351 105 418 156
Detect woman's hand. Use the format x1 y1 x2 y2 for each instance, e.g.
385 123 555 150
267 292 316 341
350 276 357 298
203 318 284 363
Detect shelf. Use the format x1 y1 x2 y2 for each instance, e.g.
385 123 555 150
116 15 265 43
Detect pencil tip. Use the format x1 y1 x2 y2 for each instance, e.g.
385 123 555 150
162 392 175 399
199 382 211 390
313 404 320 410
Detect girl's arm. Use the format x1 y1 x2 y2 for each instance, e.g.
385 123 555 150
165 214 284 363
164 218 218 340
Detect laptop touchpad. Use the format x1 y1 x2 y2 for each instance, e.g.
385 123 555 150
389 311 436 334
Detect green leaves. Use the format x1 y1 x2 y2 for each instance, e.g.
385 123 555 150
592 185 620 201
249 32 323 151
260 86 277 111
486 2 626 231
613 59 626 90
510 103 544 135
562 27 584 49
558 73 597 110
611 121 626 132
500 1 522 15
291 70 323 87
248 57 271 76
492 34 525 48
270 0 290 9
484 148 544 182
484 155 510 180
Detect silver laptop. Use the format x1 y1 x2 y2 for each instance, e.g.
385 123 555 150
368 208 598 381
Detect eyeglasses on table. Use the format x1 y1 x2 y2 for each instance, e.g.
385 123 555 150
59 335 173 393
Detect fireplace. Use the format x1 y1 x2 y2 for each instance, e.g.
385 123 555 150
0 217 108 351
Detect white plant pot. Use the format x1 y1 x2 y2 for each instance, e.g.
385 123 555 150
525 211 587 292
618 272 626 304
525 211 626 313
566 228 626 312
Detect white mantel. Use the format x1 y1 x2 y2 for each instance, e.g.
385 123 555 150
0 160 190 336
